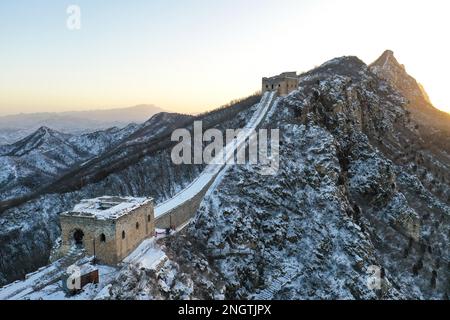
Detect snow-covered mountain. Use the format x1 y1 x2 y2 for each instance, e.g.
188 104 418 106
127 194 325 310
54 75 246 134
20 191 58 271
0 51 448 300
0 96 260 286
370 50 431 107
0 109 209 204
0 104 165 145
107 53 449 300
0 124 140 202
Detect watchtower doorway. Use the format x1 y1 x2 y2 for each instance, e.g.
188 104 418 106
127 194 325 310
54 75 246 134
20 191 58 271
73 229 84 247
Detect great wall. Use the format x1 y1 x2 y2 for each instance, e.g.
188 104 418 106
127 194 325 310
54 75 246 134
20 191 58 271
0 72 299 299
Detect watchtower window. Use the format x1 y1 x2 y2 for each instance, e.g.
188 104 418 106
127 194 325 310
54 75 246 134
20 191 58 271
100 233 106 242
271 84 274 89
148 215 151 222
122 231 126 239
136 222 140 230
265 84 268 89
278 84 281 87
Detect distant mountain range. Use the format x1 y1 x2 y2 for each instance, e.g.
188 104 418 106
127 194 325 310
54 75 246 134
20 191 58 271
0 104 165 145
0 111 195 202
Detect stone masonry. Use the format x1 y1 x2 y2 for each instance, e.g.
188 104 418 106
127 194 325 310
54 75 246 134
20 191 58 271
60 197 154 265
262 71 299 96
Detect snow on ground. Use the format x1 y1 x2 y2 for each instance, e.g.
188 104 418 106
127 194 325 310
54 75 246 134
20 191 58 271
0 216 192 300
123 237 166 269
23 264 117 301
0 237 166 300
0 264 58 300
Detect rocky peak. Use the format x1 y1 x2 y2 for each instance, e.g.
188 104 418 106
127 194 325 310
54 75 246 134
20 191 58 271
301 56 368 83
31 126 72 143
373 50 404 70
108 54 449 300
6 126 72 157
369 50 431 106
35 126 55 137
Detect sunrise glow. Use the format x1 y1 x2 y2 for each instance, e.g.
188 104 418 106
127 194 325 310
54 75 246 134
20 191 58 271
0 0 449 115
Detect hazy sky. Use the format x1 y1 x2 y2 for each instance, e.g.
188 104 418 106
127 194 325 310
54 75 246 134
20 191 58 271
1 0 450 115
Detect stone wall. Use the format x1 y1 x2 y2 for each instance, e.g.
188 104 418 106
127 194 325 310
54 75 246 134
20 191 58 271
59 91 271 264
155 175 217 230
115 204 155 262
60 215 117 264
60 202 155 265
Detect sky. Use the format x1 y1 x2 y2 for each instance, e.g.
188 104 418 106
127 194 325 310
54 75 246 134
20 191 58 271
1 0 450 115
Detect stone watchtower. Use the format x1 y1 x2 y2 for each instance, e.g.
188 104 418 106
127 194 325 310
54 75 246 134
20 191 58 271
262 72 299 96
60 196 154 265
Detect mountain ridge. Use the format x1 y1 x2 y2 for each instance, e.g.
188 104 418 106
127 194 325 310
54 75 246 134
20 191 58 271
370 50 450 152
0 104 166 145
0 51 448 299
106 51 449 300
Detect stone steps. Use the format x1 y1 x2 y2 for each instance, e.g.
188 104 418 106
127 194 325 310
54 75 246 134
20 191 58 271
31 249 86 292
0 249 86 300
253 274 292 300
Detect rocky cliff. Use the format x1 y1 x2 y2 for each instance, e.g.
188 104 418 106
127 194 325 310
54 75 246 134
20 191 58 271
108 54 449 300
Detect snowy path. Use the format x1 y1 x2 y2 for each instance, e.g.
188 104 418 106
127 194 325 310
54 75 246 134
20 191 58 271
155 91 276 218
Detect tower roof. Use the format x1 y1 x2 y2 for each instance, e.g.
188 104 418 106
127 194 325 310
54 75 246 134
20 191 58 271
61 196 153 220
263 71 298 81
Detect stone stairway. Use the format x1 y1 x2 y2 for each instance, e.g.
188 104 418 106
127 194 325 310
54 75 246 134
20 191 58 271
59 246 86 267
154 90 277 228
253 274 292 300
31 247 86 292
